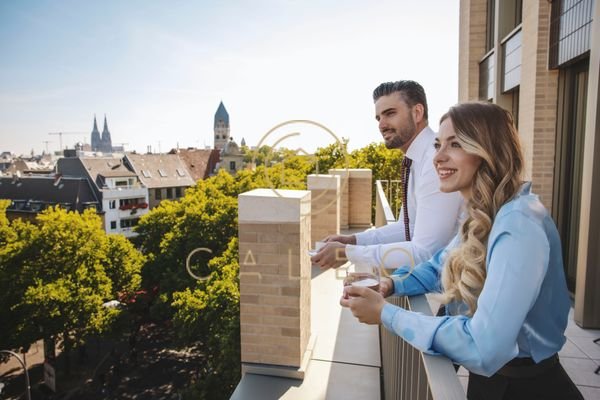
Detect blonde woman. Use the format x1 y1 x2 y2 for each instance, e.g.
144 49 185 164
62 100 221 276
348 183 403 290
341 102 582 399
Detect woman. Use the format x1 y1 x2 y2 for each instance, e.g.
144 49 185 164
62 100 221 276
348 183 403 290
341 102 583 399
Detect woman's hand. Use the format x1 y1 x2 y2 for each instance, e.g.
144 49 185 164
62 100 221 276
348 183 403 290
340 285 386 325
378 277 394 297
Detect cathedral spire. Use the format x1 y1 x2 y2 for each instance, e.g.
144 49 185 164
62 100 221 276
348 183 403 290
91 114 101 151
213 101 230 151
101 114 112 152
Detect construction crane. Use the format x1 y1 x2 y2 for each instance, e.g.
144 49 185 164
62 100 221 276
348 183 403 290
48 132 87 152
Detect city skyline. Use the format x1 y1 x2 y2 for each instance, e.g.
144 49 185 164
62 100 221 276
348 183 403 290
0 0 459 156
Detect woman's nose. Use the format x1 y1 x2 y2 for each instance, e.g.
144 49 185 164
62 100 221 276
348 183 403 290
433 146 447 165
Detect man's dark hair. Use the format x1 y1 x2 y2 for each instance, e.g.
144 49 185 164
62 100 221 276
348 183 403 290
372 80 428 121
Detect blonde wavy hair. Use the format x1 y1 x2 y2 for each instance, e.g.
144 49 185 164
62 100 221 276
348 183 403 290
438 102 524 316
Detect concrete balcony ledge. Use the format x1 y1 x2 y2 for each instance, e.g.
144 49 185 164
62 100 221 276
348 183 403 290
232 248 381 400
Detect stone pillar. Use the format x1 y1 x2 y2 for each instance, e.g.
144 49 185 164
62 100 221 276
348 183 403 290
238 189 314 378
458 0 487 102
328 169 349 230
519 0 558 207
307 174 340 247
348 169 372 228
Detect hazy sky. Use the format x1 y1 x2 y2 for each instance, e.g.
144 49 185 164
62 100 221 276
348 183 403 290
0 0 459 156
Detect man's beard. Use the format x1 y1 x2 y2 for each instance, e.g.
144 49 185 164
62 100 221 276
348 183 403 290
384 118 417 149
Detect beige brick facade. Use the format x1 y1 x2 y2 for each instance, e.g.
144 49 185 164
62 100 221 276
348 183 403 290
518 0 557 208
328 169 350 229
348 169 372 228
238 189 311 372
458 0 487 102
307 174 340 247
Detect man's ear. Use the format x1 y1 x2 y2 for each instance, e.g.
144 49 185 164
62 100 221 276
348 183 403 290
412 104 425 124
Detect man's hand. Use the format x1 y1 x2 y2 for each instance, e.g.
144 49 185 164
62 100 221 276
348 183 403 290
379 277 394 297
339 285 385 325
310 241 347 269
322 234 356 245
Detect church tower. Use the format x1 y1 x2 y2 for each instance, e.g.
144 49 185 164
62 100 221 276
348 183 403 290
214 101 230 151
101 115 113 153
91 115 101 151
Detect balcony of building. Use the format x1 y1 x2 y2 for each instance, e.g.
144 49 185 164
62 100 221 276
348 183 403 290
231 169 600 399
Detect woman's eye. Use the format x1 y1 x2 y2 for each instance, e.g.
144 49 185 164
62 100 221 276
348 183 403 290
451 142 462 148
433 143 440 150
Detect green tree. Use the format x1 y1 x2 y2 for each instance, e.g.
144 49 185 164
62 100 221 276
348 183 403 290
173 237 240 399
135 170 238 318
0 207 144 373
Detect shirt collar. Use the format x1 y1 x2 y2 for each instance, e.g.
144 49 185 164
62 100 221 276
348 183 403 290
405 126 435 163
518 181 532 196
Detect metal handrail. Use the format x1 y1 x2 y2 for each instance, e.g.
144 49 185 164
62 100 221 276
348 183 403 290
375 180 466 399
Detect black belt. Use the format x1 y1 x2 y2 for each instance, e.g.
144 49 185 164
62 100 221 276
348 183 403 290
497 354 559 378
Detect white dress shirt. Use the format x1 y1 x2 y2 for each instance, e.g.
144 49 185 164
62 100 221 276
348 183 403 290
345 126 463 270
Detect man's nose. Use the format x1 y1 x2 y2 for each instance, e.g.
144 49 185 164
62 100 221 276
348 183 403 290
379 119 388 132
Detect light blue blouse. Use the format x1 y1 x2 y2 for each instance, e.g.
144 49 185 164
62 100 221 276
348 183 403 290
381 182 571 377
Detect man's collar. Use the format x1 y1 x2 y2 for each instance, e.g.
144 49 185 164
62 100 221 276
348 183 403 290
405 126 435 162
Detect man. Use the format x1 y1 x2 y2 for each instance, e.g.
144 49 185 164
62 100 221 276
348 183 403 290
311 80 463 272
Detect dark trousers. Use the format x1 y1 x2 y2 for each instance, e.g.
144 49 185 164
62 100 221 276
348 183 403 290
467 359 583 400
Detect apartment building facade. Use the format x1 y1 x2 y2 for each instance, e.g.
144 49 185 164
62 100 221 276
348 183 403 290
459 0 599 327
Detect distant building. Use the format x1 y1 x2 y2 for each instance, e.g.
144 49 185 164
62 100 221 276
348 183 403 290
169 148 220 181
90 115 114 153
0 175 100 222
212 102 246 174
218 138 245 174
5 155 55 175
124 153 196 208
0 152 14 173
214 101 230 151
57 156 149 237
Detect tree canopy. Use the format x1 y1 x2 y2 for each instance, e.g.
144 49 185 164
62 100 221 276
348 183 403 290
0 206 144 354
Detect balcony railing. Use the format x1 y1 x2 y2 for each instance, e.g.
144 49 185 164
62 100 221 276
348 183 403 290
375 179 466 400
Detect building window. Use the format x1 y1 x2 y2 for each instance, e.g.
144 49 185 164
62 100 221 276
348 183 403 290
110 221 117 230
120 218 140 229
485 0 496 52
166 188 173 198
229 161 236 171
175 187 183 198
155 188 162 200
176 168 186 177
142 169 152 178
552 60 589 291
109 200 116 209
549 0 594 69
158 169 167 177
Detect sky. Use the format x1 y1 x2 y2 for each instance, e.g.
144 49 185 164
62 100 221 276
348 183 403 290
0 0 459 156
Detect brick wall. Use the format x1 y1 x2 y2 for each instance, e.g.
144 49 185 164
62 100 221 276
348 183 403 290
348 169 372 228
238 189 311 372
519 0 558 208
307 174 340 247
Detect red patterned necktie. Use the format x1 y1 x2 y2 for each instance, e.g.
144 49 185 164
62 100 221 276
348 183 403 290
401 156 413 241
